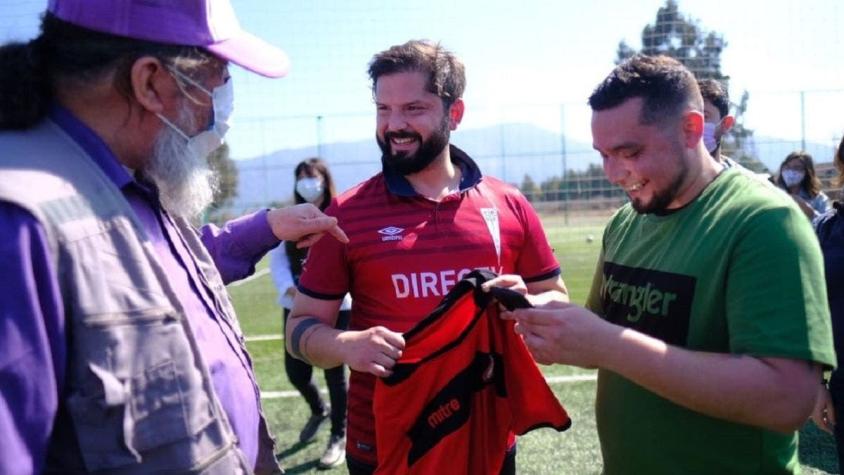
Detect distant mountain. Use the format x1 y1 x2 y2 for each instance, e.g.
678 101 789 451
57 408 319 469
230 123 596 213
747 136 838 172
228 123 838 213
232 137 381 212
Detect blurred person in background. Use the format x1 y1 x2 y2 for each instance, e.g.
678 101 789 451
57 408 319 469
699 78 772 182
698 78 737 166
776 151 830 220
269 158 350 469
811 135 844 473
0 1 347 474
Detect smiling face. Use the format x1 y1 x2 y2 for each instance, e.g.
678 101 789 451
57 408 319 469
374 70 461 175
592 97 695 214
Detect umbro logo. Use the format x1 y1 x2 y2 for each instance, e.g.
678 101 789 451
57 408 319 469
378 226 404 242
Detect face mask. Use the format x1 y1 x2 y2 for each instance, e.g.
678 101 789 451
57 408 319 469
296 177 324 202
703 122 719 153
781 169 805 187
156 69 234 160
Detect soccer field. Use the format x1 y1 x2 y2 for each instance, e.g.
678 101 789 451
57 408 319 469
229 213 839 474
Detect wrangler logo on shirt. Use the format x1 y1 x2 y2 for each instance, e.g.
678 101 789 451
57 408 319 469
600 262 696 346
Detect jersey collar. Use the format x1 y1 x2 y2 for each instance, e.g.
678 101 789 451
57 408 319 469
384 144 483 197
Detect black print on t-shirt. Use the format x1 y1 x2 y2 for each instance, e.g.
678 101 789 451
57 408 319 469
406 352 505 467
600 261 696 346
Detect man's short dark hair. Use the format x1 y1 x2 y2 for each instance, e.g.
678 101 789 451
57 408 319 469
588 54 702 125
698 79 730 118
368 40 465 108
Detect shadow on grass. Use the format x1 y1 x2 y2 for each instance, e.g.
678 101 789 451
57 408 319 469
277 440 321 474
279 460 320 474
800 422 839 474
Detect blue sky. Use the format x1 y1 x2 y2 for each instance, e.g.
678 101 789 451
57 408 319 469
3 0 843 161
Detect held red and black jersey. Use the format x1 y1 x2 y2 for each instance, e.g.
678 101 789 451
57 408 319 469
298 146 561 465
373 270 571 474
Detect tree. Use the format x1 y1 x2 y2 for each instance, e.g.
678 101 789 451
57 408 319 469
526 164 626 206
616 0 766 172
520 174 541 202
205 143 238 224
616 0 726 80
722 90 766 172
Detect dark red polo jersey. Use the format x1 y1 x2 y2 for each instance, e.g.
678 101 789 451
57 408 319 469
373 270 571 474
298 146 561 465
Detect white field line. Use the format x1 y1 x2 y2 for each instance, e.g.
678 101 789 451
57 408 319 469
259 373 597 400
229 268 270 287
246 334 283 342
545 374 598 384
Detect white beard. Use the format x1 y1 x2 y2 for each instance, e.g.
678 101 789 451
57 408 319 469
146 107 219 220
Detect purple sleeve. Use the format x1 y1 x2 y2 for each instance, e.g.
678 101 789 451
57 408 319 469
200 208 280 284
0 202 66 475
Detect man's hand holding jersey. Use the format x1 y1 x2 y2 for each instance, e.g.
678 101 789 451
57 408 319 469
286 294 405 377
501 302 613 367
288 271 566 377
337 327 405 377
481 273 570 307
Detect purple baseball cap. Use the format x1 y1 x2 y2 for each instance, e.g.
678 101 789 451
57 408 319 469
48 0 289 78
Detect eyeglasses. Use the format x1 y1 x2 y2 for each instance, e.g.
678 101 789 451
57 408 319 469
167 64 231 99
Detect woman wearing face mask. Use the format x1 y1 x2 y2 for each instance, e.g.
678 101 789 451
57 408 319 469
776 151 830 220
268 158 350 469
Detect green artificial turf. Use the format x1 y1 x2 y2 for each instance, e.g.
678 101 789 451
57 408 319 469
229 213 839 474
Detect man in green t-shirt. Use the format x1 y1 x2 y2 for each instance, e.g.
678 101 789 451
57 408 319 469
503 55 835 474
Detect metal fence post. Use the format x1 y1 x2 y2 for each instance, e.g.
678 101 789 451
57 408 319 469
800 90 806 151
560 103 569 225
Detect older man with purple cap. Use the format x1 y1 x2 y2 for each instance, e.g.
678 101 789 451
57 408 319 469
0 1 347 474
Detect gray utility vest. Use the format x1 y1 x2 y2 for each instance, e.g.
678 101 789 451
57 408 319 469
0 120 281 474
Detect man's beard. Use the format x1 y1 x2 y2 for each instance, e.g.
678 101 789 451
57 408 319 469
145 107 219 219
630 143 689 214
378 115 450 176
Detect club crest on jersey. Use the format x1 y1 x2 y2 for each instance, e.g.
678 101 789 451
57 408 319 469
378 226 404 242
480 208 501 264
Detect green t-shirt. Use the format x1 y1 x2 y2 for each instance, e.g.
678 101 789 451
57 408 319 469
585 169 835 475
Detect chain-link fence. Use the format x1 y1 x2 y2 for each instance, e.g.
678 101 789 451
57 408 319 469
2 1 841 215
231 89 844 214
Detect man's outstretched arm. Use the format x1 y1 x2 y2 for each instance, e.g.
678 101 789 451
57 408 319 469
505 303 821 434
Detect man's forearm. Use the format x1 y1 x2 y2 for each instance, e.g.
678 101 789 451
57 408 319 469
600 327 820 433
200 209 277 284
286 315 346 368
